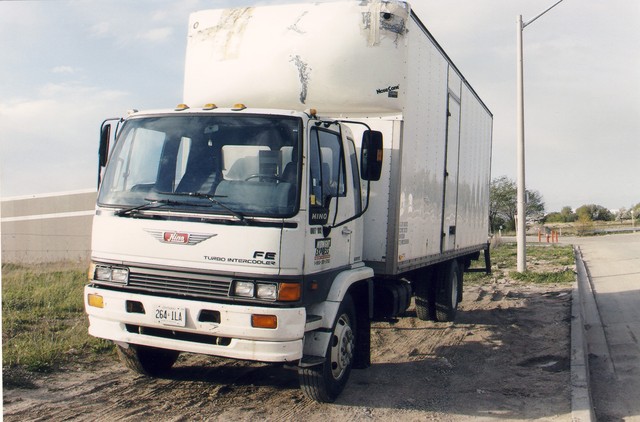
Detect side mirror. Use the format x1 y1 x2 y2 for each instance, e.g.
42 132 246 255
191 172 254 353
99 123 111 167
98 118 119 188
361 130 383 181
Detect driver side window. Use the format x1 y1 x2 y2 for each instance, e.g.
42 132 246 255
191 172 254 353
309 128 345 206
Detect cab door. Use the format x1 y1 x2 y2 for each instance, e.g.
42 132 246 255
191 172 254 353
305 124 355 273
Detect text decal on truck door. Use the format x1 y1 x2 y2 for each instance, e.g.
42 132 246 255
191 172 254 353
314 238 331 265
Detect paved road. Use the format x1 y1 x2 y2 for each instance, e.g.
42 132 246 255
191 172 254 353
574 233 640 421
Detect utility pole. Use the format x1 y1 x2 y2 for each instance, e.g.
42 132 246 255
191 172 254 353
516 0 566 273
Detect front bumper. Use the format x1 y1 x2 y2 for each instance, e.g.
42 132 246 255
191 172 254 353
84 285 306 362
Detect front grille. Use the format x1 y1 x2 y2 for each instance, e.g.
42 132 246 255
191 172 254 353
126 266 232 300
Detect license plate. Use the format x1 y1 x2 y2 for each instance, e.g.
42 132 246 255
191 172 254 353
155 305 186 327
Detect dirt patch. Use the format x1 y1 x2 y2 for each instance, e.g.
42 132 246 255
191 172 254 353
3 281 572 421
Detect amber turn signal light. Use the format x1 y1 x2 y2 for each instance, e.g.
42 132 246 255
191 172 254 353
278 283 301 301
87 294 104 308
251 314 277 329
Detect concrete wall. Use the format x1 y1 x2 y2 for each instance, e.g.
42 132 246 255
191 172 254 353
1 190 96 264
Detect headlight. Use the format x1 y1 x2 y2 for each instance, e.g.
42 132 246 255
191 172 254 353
256 283 278 300
111 268 129 283
230 280 300 302
95 265 112 281
93 264 129 284
233 281 255 297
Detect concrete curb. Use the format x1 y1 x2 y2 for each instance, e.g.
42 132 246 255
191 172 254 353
571 246 595 421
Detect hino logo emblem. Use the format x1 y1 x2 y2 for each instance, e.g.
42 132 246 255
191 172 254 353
145 229 216 246
164 232 189 244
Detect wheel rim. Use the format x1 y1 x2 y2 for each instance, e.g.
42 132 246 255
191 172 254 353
330 313 354 380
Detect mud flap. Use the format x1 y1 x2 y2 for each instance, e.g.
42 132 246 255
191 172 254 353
301 331 331 367
353 308 371 369
353 280 371 369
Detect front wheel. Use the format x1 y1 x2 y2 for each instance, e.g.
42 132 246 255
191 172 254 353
299 294 356 403
116 343 180 376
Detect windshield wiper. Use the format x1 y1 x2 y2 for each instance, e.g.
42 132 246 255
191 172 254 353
115 198 210 217
157 191 248 225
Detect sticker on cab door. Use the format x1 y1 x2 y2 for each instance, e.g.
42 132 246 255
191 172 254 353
314 238 331 266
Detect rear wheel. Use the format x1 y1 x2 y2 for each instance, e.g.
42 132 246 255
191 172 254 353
299 294 356 403
414 269 436 321
116 344 180 376
435 260 462 322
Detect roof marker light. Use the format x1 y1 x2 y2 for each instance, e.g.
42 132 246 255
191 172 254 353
175 104 190 111
203 103 218 110
232 104 247 111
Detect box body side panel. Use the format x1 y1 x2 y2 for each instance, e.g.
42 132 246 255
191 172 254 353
455 85 493 248
364 14 493 275
397 17 449 265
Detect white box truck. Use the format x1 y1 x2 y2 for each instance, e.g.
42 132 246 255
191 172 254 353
85 0 492 402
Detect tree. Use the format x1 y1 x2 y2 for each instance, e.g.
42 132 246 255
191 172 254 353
560 206 578 222
621 203 640 222
544 206 576 223
490 176 545 232
490 176 515 232
575 204 613 222
544 212 564 223
633 203 640 226
576 213 595 236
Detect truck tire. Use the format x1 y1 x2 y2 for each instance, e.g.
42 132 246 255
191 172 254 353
414 268 436 321
116 343 180 376
414 281 435 321
435 260 461 322
299 294 356 403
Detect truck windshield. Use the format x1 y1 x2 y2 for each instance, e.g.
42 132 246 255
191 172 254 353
98 114 302 218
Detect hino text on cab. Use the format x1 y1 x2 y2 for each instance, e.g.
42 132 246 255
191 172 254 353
85 0 493 402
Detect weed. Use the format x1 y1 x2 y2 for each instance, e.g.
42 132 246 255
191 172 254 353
466 243 574 285
2 263 114 374
511 269 575 284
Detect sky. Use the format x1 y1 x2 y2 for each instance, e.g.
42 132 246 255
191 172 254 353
1 0 638 213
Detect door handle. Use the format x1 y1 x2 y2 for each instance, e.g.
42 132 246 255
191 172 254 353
341 227 352 236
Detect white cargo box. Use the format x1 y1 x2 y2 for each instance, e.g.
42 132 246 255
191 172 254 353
185 1 410 113
184 1 492 276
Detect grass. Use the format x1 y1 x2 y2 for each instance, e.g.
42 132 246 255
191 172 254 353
467 242 575 285
2 263 113 375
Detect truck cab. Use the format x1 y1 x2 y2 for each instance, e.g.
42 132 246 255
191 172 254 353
86 105 382 402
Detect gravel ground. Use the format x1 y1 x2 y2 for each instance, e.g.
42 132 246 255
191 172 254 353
3 278 572 421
